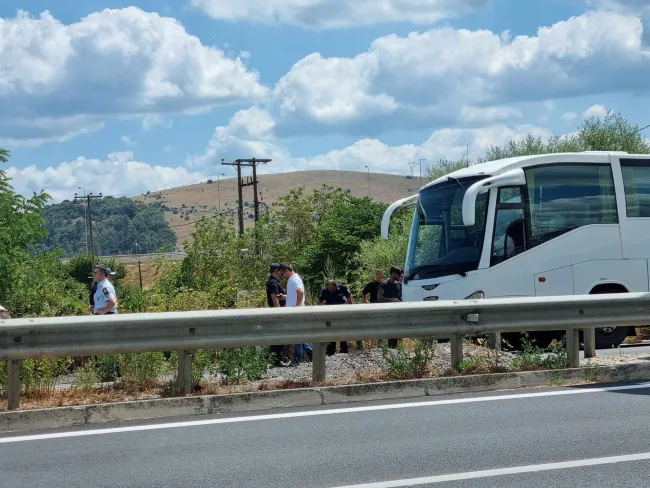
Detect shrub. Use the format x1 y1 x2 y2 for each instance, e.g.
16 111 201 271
217 347 271 384
117 352 166 387
380 337 437 379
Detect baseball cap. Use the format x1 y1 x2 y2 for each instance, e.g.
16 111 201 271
106 268 116 276
269 263 280 273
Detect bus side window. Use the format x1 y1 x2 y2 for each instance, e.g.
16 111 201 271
491 187 526 266
525 164 617 249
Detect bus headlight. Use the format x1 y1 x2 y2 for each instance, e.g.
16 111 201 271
465 291 485 299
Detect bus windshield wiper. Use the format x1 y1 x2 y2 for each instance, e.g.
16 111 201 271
447 176 466 189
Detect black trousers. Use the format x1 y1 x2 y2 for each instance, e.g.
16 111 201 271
327 341 348 356
270 345 285 364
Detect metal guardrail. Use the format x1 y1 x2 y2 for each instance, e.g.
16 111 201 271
2 293 649 410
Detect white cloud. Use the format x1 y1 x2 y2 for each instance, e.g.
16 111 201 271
266 10 649 136
239 50 251 59
121 135 136 147
7 117 553 202
0 8 267 145
192 0 488 29
584 104 608 118
191 106 552 175
6 152 208 202
186 106 288 168
561 112 579 122
142 114 174 131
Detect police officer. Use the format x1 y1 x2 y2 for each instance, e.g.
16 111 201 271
92 265 118 315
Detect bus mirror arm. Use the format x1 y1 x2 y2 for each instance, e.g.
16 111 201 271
462 168 526 226
381 194 418 239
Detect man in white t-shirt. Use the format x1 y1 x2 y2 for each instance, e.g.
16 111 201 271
279 263 313 365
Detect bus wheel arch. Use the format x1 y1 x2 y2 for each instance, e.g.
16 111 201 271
589 283 635 349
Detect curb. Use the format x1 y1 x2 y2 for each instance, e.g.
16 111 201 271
620 341 650 348
2 363 649 433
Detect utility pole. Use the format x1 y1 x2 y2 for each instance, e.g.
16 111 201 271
364 165 371 196
73 192 104 273
222 158 271 235
77 187 89 254
407 161 416 178
418 158 426 182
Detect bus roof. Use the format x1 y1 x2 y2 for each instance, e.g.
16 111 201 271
420 151 631 192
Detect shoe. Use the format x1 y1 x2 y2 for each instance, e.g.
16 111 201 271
275 359 291 367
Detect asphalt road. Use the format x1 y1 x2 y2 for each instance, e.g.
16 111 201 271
2 383 650 488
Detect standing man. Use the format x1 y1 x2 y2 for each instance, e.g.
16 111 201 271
89 268 116 313
279 263 312 365
266 263 290 367
362 270 384 304
92 266 118 315
378 266 403 348
318 280 354 356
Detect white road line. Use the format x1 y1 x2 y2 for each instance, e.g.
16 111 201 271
1 382 649 444
330 452 650 487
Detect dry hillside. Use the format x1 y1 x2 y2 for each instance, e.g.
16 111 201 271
132 170 422 248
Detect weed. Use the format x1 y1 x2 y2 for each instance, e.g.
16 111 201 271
456 355 487 374
548 372 566 386
512 334 569 371
380 337 437 379
117 352 166 388
217 347 272 384
581 364 604 383
73 361 101 391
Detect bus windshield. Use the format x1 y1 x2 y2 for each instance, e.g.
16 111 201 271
405 176 490 281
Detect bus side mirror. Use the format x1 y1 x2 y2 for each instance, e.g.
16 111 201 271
381 194 418 239
462 169 526 226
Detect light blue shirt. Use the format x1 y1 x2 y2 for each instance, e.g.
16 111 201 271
93 279 117 314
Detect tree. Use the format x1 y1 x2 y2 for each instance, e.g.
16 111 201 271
485 111 650 161
427 159 470 181
0 148 87 317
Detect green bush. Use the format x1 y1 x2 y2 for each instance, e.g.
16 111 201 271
380 338 437 379
512 334 569 371
117 352 166 387
73 361 101 391
217 347 271 384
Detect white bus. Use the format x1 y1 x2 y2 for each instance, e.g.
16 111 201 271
381 151 650 348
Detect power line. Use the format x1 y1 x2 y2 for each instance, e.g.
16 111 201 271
634 123 650 134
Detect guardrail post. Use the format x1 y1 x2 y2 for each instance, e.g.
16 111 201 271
488 332 501 351
566 329 580 368
312 342 327 382
451 335 463 370
7 359 20 410
583 328 596 359
177 350 192 395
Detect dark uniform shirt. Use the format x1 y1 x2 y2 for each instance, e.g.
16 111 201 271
319 284 351 305
379 280 402 301
266 275 286 307
362 281 382 303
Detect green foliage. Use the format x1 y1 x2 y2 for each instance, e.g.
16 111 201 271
512 334 569 371
427 159 471 181
380 338 437 379
65 253 126 286
217 347 271 384
0 358 72 395
73 361 101 391
117 352 166 387
485 111 650 161
2 251 88 318
96 354 119 382
40 196 177 257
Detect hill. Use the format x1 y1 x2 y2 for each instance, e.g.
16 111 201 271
132 170 422 247
41 197 177 256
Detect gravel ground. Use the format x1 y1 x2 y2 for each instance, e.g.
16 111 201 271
259 342 519 385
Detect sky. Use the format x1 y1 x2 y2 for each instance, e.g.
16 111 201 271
1 0 649 202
